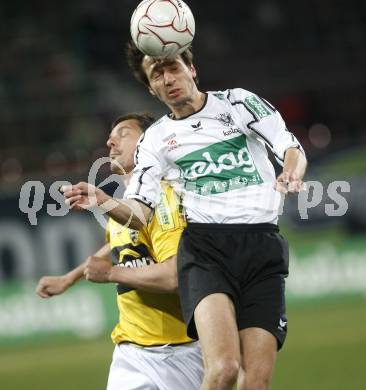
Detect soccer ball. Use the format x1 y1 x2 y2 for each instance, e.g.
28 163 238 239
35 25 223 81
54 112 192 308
130 0 195 58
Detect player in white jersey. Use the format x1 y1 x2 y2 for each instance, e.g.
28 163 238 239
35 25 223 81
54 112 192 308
62 44 307 390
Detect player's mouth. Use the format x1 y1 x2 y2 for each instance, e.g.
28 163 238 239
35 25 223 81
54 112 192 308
168 88 181 97
109 153 121 160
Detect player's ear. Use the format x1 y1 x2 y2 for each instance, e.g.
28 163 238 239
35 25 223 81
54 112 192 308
190 65 197 79
148 87 156 96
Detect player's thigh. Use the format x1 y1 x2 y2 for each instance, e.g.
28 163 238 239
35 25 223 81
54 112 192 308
107 345 158 390
194 292 240 366
238 327 277 385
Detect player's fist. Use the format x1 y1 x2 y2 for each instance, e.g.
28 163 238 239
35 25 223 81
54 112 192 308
274 171 305 194
60 182 108 211
36 275 71 298
84 256 113 283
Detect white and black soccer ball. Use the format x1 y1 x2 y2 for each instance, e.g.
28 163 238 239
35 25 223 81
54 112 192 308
130 0 195 58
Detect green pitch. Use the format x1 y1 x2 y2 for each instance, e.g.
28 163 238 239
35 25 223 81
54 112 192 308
0 297 365 390
272 297 366 390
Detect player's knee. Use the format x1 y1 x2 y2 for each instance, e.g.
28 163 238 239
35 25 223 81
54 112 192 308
206 358 240 387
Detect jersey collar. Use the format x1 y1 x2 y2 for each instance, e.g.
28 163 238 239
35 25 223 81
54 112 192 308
167 93 208 121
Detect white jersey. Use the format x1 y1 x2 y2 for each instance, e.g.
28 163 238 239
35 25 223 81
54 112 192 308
125 88 304 224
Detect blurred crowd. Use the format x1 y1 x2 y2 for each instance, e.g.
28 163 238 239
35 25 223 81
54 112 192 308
1 0 365 183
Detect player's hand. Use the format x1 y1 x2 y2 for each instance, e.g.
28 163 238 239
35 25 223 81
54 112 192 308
84 256 113 283
274 171 305 194
60 182 108 211
36 275 71 298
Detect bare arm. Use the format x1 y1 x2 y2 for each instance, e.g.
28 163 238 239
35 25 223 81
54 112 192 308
61 183 152 230
36 243 111 298
110 255 178 293
102 198 152 231
84 255 178 293
275 147 307 194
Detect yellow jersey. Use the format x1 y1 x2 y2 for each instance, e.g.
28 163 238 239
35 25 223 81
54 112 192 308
106 182 191 346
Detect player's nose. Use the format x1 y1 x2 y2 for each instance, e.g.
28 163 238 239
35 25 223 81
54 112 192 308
163 70 175 86
106 137 114 148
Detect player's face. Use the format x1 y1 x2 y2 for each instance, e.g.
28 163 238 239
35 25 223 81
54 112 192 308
142 55 198 108
106 119 143 174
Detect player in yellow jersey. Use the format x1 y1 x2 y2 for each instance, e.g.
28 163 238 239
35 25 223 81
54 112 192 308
36 113 203 390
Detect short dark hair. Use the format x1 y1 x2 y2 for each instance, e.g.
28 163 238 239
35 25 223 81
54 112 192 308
112 112 156 133
126 40 198 87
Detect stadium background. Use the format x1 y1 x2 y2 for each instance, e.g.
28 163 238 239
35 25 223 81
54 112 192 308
1 1 365 389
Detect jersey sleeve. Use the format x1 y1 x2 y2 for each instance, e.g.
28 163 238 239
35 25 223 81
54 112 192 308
124 130 167 208
146 183 186 263
228 88 305 165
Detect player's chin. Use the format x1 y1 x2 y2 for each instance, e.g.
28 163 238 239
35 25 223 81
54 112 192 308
168 95 189 107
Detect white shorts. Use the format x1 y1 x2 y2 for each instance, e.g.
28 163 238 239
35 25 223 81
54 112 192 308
107 341 203 390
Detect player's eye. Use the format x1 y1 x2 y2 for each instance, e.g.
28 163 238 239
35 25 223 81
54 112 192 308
168 65 178 72
151 70 162 80
118 129 129 138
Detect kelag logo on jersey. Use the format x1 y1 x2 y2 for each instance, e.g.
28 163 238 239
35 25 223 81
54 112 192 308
175 135 263 195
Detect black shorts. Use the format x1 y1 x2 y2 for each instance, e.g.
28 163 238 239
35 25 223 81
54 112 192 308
177 222 289 349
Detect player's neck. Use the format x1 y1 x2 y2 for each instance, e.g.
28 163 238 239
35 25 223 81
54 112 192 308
170 91 206 119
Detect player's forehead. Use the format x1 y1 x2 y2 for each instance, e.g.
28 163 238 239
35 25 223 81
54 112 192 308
110 119 141 137
142 55 184 75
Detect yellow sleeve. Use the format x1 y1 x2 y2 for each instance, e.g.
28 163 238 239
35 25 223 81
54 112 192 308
147 183 186 263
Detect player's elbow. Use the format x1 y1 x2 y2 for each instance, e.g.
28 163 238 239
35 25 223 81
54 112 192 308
163 268 178 293
128 218 146 230
127 201 153 230
168 272 178 293
163 256 178 293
